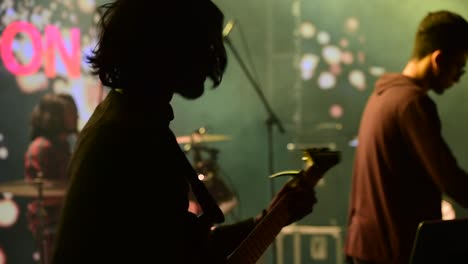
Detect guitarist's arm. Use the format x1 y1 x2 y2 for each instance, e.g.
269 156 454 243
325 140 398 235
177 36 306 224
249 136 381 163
208 215 262 260
223 148 338 264
206 183 317 262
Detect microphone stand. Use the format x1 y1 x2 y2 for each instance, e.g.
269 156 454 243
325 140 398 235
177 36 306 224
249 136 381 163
34 173 47 264
224 36 285 264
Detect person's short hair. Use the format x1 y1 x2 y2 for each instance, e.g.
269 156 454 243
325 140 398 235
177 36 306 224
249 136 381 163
87 0 227 92
30 93 68 140
412 10 468 59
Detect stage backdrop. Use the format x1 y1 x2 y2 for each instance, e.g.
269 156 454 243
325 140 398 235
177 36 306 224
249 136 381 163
1 0 468 264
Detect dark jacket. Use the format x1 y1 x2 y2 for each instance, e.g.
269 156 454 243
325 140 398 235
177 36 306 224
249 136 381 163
52 90 255 264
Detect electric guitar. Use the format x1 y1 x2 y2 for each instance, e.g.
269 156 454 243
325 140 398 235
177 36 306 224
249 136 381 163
225 148 340 264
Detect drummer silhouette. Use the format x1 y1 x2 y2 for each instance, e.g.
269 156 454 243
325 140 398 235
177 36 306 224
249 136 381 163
23 92 78 264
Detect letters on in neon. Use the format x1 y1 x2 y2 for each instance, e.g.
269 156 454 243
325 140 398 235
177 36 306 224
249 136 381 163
0 21 81 78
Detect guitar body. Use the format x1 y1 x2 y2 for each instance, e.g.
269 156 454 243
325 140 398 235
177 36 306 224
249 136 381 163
226 148 340 264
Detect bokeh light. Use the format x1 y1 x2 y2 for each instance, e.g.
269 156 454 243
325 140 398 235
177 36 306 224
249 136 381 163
318 71 336 90
322 45 342 65
349 69 366 91
317 31 331 45
339 38 349 48
77 0 96 14
0 196 19 228
349 136 359 148
329 104 344 119
341 51 354 65
0 134 6 160
299 21 316 39
441 200 456 220
369 66 386 76
300 54 320 80
0 147 8 160
345 17 359 33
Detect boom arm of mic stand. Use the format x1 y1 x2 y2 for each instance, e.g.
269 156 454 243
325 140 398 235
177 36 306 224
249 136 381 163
224 37 285 134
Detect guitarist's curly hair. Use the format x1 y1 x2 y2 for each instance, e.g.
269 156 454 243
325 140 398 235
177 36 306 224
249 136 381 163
87 0 227 91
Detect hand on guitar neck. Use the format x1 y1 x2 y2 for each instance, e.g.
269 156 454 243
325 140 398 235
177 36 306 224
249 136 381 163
259 147 339 226
227 148 340 264
261 172 317 226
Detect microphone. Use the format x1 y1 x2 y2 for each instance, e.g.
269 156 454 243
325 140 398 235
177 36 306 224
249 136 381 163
222 19 236 38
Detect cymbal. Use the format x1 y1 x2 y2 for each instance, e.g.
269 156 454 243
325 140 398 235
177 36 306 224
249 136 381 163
0 179 67 198
177 134 232 144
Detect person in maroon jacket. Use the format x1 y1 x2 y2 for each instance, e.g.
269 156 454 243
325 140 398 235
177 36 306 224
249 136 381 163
344 10 468 264
50 1 318 264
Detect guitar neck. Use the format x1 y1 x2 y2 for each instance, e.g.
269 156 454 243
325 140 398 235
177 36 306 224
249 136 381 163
226 148 340 264
226 199 289 264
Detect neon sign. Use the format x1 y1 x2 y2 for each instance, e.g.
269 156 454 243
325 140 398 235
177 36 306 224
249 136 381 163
0 21 81 78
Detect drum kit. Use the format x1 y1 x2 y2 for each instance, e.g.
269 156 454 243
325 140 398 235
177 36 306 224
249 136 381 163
0 177 66 198
0 127 236 263
0 173 67 264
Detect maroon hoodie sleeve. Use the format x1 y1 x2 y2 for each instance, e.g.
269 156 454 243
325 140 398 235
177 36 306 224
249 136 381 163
400 95 468 208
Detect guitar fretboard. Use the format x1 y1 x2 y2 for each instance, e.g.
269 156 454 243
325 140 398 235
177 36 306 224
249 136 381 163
225 148 340 264
226 198 289 264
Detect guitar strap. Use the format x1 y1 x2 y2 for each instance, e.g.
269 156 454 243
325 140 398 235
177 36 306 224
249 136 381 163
164 117 224 226
184 156 225 225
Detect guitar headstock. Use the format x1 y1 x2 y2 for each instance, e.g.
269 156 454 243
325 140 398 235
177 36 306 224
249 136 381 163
303 148 340 171
301 147 340 186
269 148 340 187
